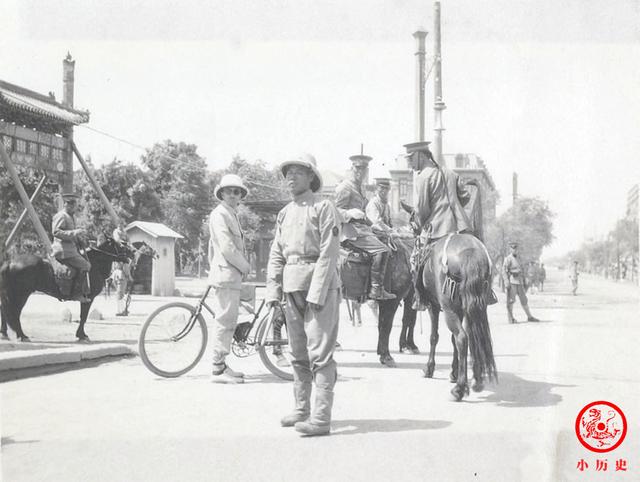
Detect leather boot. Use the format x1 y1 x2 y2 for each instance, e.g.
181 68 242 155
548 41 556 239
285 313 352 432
281 382 311 427
523 305 539 322
507 304 517 323
368 253 395 300
295 388 333 436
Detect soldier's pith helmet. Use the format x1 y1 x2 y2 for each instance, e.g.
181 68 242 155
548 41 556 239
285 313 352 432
214 174 249 200
280 154 323 193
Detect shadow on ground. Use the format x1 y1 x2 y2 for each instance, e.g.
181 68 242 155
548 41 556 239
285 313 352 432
1 436 40 447
0 355 134 383
332 418 451 436
474 371 574 408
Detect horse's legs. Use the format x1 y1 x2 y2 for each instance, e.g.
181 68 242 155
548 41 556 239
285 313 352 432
76 301 91 341
424 306 440 378
443 308 468 401
377 299 399 366
0 302 9 340
402 300 419 353
449 334 458 383
10 292 32 342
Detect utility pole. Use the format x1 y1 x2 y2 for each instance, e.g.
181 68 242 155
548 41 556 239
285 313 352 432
512 172 518 205
413 30 428 141
433 1 447 166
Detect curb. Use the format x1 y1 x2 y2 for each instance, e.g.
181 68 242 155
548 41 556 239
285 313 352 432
0 343 135 372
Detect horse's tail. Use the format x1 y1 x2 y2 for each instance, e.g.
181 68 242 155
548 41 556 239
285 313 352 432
459 249 497 382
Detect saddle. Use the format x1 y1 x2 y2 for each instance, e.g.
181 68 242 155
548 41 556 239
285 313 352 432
50 259 88 301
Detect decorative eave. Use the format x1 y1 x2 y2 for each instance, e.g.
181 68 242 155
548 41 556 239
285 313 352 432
0 79 90 127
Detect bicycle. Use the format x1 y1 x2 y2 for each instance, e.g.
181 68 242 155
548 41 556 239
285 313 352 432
138 283 293 380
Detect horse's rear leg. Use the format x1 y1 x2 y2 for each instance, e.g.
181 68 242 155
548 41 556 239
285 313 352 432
423 306 439 378
377 300 398 367
401 301 419 353
7 292 32 342
449 334 458 383
1 303 10 340
443 308 468 401
76 302 91 342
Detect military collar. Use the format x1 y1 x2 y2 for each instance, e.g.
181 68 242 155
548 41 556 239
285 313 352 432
346 179 365 196
220 201 238 216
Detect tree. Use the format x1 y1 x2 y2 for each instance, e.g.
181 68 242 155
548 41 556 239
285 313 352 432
485 197 555 263
142 140 212 255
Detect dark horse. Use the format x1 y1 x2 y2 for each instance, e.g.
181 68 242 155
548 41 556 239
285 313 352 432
0 237 134 342
418 233 497 401
376 234 417 367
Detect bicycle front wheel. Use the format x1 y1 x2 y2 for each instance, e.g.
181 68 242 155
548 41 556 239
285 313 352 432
257 306 294 381
138 302 208 378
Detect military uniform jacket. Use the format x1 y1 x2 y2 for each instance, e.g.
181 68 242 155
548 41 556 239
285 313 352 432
415 165 472 240
208 203 250 290
51 210 81 260
266 191 341 306
335 178 376 241
365 194 392 231
502 254 523 285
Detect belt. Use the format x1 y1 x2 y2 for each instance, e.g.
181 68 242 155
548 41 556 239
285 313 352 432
286 255 319 265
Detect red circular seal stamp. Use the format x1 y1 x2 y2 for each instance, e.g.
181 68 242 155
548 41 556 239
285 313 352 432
575 401 627 453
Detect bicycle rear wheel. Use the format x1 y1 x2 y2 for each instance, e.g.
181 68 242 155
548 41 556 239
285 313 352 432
257 306 294 381
138 302 208 378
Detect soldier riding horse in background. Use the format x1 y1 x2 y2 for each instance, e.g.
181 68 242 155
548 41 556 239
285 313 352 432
403 141 497 401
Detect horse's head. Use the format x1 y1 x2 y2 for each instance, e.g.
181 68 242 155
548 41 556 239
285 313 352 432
132 240 159 259
94 237 135 263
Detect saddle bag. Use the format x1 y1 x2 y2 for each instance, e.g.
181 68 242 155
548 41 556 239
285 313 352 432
338 248 371 301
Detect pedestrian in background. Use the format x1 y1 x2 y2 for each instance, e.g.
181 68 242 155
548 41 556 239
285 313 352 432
502 242 539 323
209 174 251 384
267 154 341 437
570 261 579 295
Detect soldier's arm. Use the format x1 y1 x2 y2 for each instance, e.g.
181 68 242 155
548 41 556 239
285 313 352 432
307 201 341 306
365 200 391 233
210 209 250 275
266 209 286 304
52 213 79 241
457 176 471 207
415 173 431 229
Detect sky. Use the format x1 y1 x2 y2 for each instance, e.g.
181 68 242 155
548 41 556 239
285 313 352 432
1 0 639 257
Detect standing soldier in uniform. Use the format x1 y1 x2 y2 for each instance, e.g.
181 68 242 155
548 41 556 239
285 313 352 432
51 192 91 302
208 174 252 384
335 154 395 300
569 260 579 295
503 242 539 323
267 154 341 437
539 263 546 291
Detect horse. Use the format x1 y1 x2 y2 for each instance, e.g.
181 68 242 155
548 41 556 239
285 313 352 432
374 234 417 367
0 237 134 342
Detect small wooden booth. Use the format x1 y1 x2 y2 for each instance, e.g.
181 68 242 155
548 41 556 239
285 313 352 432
125 221 183 297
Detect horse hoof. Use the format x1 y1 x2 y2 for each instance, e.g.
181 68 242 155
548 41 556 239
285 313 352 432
399 346 410 354
449 373 457 383
76 336 91 344
410 347 420 355
472 381 484 392
20 336 31 342
450 384 467 402
1 334 9 341
423 365 435 378
380 355 396 368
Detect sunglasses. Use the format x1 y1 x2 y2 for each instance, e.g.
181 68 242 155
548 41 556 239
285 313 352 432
224 188 243 196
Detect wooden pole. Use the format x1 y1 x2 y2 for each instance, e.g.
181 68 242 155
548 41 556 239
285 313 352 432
4 174 48 249
0 144 53 255
71 141 120 225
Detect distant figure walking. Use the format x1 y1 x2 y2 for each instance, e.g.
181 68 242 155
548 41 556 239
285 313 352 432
570 261 579 295
539 263 546 291
502 242 539 323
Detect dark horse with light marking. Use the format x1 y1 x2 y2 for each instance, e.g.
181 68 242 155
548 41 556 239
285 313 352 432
0 237 134 342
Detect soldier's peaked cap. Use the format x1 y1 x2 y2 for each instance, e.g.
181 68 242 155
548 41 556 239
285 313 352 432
374 177 391 187
509 241 519 247
403 141 432 153
349 154 372 168
60 192 80 200
280 153 323 193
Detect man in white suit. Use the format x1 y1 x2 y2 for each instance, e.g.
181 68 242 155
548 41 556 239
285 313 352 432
208 174 251 383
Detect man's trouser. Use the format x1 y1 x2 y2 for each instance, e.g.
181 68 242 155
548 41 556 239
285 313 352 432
507 283 528 307
210 286 241 366
284 289 340 425
60 254 92 296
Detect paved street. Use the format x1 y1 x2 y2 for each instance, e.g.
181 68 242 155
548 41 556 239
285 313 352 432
1 268 639 482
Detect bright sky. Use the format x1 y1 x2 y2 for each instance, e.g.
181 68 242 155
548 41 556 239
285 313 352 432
1 0 639 257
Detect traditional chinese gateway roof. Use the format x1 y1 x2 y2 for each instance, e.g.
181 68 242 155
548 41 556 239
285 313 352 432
0 79 90 131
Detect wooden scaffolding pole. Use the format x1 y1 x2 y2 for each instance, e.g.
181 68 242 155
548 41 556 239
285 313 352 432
71 141 120 226
0 144 53 256
4 173 48 249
